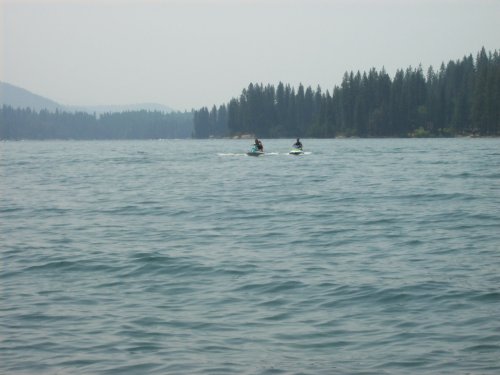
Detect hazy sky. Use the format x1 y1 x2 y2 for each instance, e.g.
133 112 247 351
1 0 499 111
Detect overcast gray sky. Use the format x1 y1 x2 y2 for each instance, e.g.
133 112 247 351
1 0 499 111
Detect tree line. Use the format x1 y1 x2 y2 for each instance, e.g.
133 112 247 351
0 107 193 140
194 48 499 138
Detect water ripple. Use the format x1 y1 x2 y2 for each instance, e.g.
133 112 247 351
1 139 499 374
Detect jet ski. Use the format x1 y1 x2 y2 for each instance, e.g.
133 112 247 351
289 146 304 155
246 145 264 156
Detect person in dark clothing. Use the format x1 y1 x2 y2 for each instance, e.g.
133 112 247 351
254 138 264 152
293 138 303 149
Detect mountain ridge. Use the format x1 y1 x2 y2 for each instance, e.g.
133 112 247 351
0 81 173 114
0 81 62 112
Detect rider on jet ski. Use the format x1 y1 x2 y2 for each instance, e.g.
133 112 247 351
254 138 264 152
293 138 303 150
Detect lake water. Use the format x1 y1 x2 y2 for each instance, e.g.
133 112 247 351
1 138 500 374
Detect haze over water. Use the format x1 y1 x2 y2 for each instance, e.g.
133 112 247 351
1 139 500 374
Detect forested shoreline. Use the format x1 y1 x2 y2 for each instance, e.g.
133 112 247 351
194 48 499 138
1 48 498 140
0 108 193 140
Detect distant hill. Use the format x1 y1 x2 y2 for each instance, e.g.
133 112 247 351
0 81 63 112
0 81 173 114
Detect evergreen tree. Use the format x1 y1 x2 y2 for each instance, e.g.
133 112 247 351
191 47 499 139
